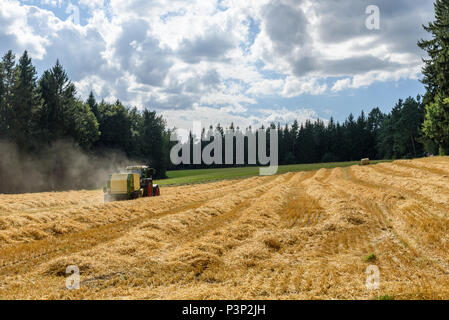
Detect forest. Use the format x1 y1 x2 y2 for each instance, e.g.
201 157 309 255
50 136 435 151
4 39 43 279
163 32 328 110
0 0 448 192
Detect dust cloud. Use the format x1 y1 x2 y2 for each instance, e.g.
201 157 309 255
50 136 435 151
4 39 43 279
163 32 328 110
0 140 133 194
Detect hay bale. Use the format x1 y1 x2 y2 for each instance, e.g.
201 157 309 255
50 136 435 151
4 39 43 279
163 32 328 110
361 158 370 166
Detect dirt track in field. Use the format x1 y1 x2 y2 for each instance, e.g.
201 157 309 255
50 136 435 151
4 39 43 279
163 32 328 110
0 157 448 300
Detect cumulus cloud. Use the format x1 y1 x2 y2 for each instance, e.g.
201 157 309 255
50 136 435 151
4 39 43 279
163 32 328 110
0 0 435 127
251 0 433 93
178 30 235 64
160 104 321 131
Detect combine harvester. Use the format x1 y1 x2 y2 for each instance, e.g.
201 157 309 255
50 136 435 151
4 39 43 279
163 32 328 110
104 166 161 202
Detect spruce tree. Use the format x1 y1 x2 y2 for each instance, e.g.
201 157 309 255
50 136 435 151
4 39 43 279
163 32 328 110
38 60 76 140
87 91 99 120
38 60 99 148
418 0 449 154
11 51 40 149
0 59 5 137
138 110 168 178
0 51 16 137
418 0 449 103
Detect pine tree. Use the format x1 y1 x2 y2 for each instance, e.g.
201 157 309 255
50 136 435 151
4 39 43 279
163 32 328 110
11 51 40 149
400 97 425 157
38 60 99 148
87 91 99 120
96 100 132 153
290 120 299 161
38 60 77 140
322 117 336 163
343 113 357 160
367 107 385 159
0 59 5 137
138 110 168 178
418 0 449 103
0 51 16 137
418 0 449 154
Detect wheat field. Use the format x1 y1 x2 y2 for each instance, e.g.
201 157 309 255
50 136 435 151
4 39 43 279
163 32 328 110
0 157 448 300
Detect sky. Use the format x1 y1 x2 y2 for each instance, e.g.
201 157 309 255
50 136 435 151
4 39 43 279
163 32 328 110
0 0 435 129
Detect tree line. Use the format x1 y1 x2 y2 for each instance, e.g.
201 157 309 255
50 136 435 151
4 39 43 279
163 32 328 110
0 0 448 191
168 0 449 167
170 95 426 171
0 51 171 181
0 49 439 183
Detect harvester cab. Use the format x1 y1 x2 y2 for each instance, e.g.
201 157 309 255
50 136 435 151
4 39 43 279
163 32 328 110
104 166 161 202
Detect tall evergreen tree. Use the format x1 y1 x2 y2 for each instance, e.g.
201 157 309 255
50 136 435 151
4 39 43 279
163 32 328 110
0 51 16 138
343 114 357 160
418 0 449 154
377 97 425 159
367 107 384 159
87 91 99 120
11 51 40 149
96 100 133 153
418 0 449 103
66 99 100 150
38 60 99 148
38 60 77 141
0 58 5 137
322 117 337 163
137 110 169 178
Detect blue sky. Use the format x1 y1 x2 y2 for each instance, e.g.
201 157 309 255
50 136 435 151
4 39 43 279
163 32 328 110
0 0 435 128
260 79 426 120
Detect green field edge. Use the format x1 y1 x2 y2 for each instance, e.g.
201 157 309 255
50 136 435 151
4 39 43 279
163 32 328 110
154 160 393 187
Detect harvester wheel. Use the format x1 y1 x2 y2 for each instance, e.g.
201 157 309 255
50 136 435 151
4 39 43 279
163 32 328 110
153 185 160 197
131 191 141 200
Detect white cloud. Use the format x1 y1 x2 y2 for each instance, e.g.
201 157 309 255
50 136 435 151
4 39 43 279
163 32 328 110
160 104 320 130
246 78 284 96
0 0 435 126
331 78 352 93
0 1 50 59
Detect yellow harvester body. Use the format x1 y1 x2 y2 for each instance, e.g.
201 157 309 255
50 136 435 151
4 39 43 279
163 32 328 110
104 166 160 202
109 173 140 195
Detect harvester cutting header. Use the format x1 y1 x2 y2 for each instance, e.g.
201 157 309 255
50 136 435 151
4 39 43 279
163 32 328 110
104 166 161 202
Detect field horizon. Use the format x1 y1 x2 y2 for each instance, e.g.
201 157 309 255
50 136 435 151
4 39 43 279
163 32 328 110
157 160 393 186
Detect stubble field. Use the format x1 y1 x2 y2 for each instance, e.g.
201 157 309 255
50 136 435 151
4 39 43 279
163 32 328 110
0 157 448 300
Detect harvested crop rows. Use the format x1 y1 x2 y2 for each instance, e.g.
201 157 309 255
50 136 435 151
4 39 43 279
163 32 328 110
0 157 448 299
